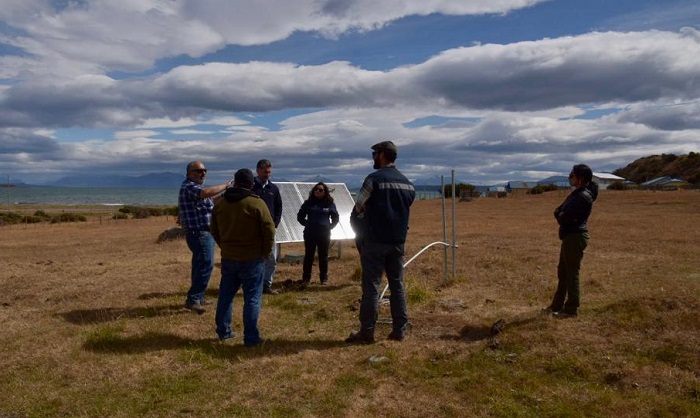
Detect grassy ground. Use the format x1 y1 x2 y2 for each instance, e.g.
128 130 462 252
0 190 698 417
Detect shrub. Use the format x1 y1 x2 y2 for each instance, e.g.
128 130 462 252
119 205 177 218
50 213 87 223
33 210 52 220
443 183 476 198
529 184 559 194
113 212 129 220
0 212 23 225
607 181 628 190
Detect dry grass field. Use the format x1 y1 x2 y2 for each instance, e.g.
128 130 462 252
1 190 698 417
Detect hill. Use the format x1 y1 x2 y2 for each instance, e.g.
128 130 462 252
613 152 700 184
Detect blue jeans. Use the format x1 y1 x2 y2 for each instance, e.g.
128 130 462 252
215 258 265 345
185 230 215 304
358 241 408 337
263 238 277 288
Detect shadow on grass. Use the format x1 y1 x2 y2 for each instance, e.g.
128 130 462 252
83 332 347 360
454 314 544 343
138 288 220 301
58 305 192 325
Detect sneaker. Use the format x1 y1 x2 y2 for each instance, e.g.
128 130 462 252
200 299 214 306
552 311 578 319
185 300 206 314
345 331 375 345
320 279 328 285
218 330 237 341
387 331 405 341
541 306 560 314
263 286 279 295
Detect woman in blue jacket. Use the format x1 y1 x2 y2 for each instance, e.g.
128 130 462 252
297 182 339 285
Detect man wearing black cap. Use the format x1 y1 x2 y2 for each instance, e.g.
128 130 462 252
346 141 415 344
210 168 275 346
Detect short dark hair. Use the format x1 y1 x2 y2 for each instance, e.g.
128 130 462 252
571 164 593 183
256 159 272 170
371 141 398 163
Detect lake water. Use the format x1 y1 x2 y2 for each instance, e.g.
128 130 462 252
2 187 442 206
2 187 179 206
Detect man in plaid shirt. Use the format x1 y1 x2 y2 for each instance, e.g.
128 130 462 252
178 161 231 314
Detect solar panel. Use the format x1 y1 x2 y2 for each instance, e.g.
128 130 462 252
274 182 356 244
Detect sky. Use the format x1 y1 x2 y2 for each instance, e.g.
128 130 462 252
1 0 699 186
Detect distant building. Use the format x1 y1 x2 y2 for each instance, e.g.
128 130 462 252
640 176 691 190
537 176 570 188
505 181 538 196
592 172 625 189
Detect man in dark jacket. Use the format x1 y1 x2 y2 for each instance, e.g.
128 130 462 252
252 159 283 295
546 164 599 318
346 141 415 344
211 168 275 346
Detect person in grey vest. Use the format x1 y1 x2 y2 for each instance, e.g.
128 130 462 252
346 141 415 344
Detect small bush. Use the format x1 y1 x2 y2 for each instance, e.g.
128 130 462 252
113 212 129 220
607 181 628 190
443 183 476 198
33 210 52 220
119 205 177 219
0 212 23 225
50 213 87 223
529 184 559 194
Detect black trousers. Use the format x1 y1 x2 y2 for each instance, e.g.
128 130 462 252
302 227 331 282
551 232 588 313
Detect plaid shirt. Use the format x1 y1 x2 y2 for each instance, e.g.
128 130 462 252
178 179 215 231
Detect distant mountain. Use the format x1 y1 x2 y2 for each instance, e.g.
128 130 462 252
613 152 700 184
52 172 184 188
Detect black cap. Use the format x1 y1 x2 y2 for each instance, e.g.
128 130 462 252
234 168 255 189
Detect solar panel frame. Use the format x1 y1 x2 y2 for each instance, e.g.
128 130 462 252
274 182 356 244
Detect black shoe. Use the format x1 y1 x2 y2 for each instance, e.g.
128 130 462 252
299 280 310 290
185 300 206 314
345 331 375 345
553 311 578 319
387 331 405 341
263 286 279 295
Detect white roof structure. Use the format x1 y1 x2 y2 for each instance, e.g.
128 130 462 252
593 172 625 181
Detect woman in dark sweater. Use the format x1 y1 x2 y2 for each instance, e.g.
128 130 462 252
546 164 599 318
297 182 339 285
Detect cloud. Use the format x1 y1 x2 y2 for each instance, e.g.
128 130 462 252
1 28 698 131
0 0 548 80
0 2 698 185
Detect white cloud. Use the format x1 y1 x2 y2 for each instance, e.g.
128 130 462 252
0 1 698 185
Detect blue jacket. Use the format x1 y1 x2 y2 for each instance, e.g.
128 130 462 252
253 178 282 228
297 198 339 232
354 165 415 245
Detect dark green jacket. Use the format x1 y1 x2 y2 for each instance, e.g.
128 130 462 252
211 188 275 262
